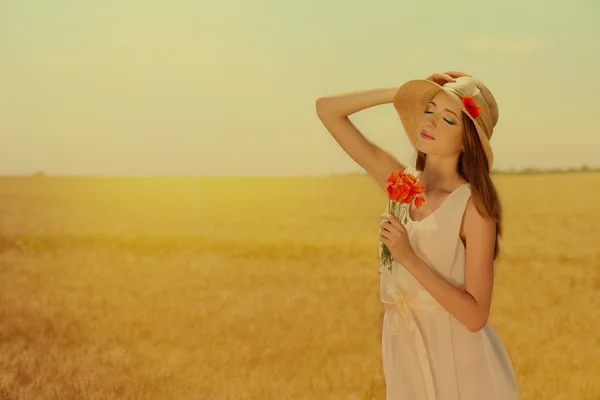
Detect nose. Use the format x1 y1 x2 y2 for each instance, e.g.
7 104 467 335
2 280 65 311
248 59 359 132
424 112 442 129
424 115 436 130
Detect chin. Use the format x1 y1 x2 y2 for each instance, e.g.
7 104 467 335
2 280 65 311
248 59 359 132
415 141 431 154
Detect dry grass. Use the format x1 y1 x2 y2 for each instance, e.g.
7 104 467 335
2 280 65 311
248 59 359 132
0 172 598 399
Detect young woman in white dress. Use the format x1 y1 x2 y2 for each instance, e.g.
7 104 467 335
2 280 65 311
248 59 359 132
316 71 520 399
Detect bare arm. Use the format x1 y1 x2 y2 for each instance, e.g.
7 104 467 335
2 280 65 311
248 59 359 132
315 87 405 189
402 198 496 332
315 72 470 189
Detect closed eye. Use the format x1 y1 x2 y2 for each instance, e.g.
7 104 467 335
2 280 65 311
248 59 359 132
424 110 455 125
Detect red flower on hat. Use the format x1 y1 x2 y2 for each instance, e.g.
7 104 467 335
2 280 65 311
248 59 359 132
462 94 482 119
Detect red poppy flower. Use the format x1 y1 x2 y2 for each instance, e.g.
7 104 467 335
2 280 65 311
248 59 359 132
384 171 425 206
414 196 425 208
462 94 482 119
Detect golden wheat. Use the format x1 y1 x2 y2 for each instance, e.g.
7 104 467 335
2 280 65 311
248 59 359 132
0 173 598 399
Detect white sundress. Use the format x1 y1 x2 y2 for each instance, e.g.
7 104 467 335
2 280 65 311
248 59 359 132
379 166 520 399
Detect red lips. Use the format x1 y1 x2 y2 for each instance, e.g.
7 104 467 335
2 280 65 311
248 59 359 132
420 131 435 140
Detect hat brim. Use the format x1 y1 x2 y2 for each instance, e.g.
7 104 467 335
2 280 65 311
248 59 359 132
392 79 494 171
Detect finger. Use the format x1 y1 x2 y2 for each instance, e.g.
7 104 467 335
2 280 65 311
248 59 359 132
438 73 456 83
445 70 472 78
379 222 393 235
429 75 444 85
429 72 455 82
381 225 402 246
380 220 398 236
379 222 397 237
381 215 404 232
379 230 392 245
380 223 394 238
379 235 395 249
425 73 444 85
380 213 400 225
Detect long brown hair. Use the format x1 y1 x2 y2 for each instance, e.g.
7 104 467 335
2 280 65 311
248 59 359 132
415 114 503 259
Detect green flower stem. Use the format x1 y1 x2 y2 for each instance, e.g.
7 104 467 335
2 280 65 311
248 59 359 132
380 200 398 273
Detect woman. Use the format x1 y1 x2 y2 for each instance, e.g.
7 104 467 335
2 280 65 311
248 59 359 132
316 71 520 399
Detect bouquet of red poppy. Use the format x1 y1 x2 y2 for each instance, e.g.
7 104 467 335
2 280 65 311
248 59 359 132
380 170 425 271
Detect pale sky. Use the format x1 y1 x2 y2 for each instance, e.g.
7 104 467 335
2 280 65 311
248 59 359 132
1 0 599 176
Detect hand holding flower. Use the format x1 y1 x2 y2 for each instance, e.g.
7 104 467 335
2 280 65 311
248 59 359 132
379 169 426 272
379 213 415 266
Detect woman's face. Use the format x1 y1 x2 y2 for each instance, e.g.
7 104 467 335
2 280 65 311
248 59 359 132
415 91 464 157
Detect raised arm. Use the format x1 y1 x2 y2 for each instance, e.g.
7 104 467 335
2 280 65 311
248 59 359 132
315 87 405 189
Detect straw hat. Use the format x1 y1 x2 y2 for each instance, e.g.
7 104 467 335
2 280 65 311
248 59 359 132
392 76 499 171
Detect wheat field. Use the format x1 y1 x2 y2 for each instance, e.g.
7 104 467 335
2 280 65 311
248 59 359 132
0 172 598 400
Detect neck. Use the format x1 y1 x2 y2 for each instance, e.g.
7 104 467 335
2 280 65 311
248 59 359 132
419 154 463 191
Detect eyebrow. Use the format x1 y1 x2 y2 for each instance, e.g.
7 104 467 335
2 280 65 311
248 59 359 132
428 101 459 118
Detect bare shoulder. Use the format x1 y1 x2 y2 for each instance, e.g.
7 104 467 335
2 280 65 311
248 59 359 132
461 195 496 251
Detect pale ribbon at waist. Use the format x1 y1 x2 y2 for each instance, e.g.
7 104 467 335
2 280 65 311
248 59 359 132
382 285 445 400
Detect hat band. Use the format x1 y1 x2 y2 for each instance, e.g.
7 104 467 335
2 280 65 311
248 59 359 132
443 86 494 139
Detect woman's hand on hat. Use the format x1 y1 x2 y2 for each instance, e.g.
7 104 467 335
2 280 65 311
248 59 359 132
425 71 472 86
444 70 472 79
425 72 457 86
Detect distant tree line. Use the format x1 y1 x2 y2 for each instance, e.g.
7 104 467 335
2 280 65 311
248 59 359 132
490 164 600 175
10 165 600 178
350 164 600 177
